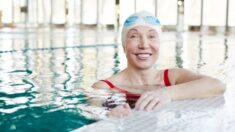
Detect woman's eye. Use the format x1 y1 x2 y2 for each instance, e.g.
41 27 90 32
130 35 136 38
149 35 156 39
129 34 138 38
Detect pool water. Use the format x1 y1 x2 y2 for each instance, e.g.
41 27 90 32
0 29 235 131
0 43 120 131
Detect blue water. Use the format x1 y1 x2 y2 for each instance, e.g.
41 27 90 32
0 30 235 131
0 45 119 131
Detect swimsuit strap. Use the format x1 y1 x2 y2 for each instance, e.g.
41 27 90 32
100 80 115 88
101 69 171 89
100 80 127 93
164 69 171 86
100 80 140 98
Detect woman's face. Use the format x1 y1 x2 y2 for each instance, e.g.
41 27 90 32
124 25 160 70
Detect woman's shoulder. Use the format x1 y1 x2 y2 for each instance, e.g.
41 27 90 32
161 68 190 85
165 68 190 75
164 68 198 78
167 68 198 75
92 80 110 89
158 68 178 77
166 68 204 84
92 74 120 89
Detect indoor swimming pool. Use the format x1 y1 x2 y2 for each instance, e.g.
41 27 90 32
0 29 235 131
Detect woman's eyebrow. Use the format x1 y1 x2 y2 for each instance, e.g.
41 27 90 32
128 28 138 32
148 29 157 33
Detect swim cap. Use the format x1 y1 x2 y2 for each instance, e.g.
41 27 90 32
121 11 161 50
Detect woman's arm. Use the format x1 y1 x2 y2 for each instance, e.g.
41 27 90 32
134 68 225 111
167 68 226 101
92 81 110 89
92 81 133 118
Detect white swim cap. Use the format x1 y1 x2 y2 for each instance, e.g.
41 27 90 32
121 11 162 50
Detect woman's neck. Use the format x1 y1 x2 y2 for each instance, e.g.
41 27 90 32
122 67 157 86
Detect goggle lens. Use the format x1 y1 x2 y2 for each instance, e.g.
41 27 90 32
124 15 160 26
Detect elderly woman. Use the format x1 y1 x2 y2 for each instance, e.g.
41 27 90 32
92 11 225 118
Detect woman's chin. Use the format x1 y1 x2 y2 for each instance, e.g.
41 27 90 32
128 57 156 69
134 63 153 70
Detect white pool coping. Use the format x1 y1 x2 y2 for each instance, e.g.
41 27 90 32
73 95 235 132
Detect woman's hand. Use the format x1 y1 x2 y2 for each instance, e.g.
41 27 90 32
107 103 132 118
135 88 171 111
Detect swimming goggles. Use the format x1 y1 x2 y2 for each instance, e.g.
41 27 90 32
124 15 161 27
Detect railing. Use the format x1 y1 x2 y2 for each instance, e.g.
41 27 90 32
0 0 234 30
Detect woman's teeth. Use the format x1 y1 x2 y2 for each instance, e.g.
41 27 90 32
136 53 151 59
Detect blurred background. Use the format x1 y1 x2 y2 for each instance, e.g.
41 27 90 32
0 0 235 131
0 0 234 32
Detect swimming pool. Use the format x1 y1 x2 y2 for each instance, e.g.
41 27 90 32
0 28 235 131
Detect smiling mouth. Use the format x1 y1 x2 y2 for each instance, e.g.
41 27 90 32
135 53 152 59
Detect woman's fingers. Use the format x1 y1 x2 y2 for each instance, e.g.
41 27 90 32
122 103 132 116
135 88 172 111
123 103 131 109
135 95 156 110
135 97 160 111
145 98 159 111
135 92 152 110
153 102 163 110
107 103 132 118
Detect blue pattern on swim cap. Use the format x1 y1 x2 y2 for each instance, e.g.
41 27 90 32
144 16 161 25
124 16 138 26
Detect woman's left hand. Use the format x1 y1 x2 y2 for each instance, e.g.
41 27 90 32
134 88 171 111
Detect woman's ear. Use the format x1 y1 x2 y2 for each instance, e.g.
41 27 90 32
122 43 126 53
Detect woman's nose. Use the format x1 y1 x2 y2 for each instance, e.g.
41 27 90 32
138 37 149 49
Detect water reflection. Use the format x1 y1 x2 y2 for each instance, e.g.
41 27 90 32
175 33 183 68
112 45 120 74
0 44 118 131
197 36 205 70
223 38 228 63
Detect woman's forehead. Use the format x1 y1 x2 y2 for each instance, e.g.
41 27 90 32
128 26 157 34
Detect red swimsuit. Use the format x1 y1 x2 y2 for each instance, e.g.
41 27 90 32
100 69 171 101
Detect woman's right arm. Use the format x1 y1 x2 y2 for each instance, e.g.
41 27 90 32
92 81 109 89
107 103 132 118
92 81 133 118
